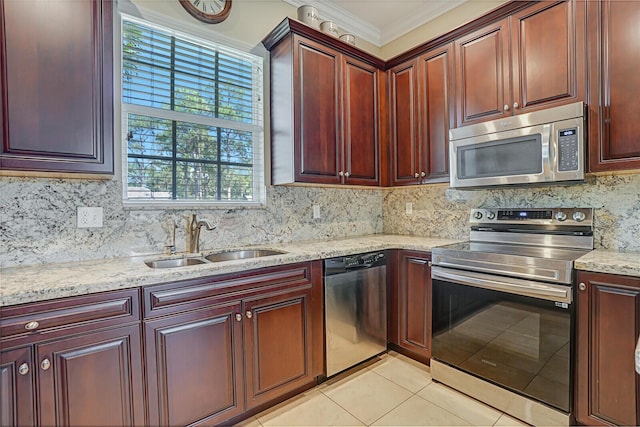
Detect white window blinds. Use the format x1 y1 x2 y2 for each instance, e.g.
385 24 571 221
121 17 264 204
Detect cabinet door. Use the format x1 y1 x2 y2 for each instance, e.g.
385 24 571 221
587 0 640 172
0 0 113 174
244 286 313 409
0 346 35 427
37 324 145 426
511 0 586 114
389 59 420 186
418 43 455 183
396 251 432 364
145 303 244 427
294 36 341 184
576 272 640 426
455 18 511 126
342 57 379 186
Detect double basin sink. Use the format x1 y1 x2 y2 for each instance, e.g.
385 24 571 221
145 249 286 269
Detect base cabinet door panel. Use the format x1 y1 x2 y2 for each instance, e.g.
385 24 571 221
0 346 35 427
244 287 313 410
391 251 432 364
145 303 244 427
576 271 640 426
36 324 145 427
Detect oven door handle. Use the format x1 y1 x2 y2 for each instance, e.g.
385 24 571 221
431 266 572 304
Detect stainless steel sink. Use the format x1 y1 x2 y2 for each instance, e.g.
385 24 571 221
204 249 286 263
145 257 207 269
145 249 286 268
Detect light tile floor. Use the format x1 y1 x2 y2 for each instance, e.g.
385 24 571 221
236 351 530 427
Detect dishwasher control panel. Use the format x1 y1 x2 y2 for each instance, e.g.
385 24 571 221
324 251 386 275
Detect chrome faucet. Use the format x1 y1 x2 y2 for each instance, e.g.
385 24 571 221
187 214 216 253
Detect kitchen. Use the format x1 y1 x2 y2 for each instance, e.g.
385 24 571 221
1 0 639 426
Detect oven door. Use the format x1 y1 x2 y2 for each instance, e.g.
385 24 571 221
431 266 573 412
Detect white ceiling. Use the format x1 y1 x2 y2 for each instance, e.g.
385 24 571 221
281 0 467 47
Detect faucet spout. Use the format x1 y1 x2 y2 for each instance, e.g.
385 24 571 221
187 214 216 253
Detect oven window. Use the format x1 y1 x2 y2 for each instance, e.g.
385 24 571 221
458 135 542 179
432 279 571 412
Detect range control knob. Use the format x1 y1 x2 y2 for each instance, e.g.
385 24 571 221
486 211 496 220
473 211 483 220
555 211 567 222
573 211 586 222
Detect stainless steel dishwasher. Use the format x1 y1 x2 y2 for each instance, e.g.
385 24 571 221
324 251 387 377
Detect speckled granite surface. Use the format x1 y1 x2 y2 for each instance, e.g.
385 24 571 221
575 250 640 277
0 235 458 307
2 234 638 308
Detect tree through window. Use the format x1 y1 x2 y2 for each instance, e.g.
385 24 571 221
121 18 264 203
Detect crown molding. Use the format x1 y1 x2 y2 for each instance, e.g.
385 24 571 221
281 0 467 47
281 0 382 46
379 0 466 46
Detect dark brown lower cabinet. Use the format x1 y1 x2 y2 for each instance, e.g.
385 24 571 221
390 250 432 364
0 329 145 427
36 325 145 427
0 289 145 427
244 287 314 410
0 346 36 427
145 303 244 426
575 271 640 426
144 262 322 426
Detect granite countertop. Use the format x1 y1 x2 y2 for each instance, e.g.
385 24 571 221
574 249 640 278
2 234 638 307
0 234 458 307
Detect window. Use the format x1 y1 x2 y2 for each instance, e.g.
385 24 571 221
121 17 264 205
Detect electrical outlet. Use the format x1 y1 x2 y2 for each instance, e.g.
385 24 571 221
77 207 103 228
405 202 413 215
312 205 321 219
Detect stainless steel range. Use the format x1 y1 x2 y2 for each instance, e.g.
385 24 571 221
431 208 594 426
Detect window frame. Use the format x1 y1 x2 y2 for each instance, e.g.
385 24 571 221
117 9 267 209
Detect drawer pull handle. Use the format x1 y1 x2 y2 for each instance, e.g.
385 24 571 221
579 282 586 291
18 363 29 376
235 313 242 322
41 359 51 371
25 321 40 331
246 311 253 319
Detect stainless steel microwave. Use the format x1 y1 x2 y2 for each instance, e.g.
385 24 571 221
449 102 586 189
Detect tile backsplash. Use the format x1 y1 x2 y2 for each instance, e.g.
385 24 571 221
2 173 638 268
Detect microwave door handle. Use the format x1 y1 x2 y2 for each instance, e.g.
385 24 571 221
431 266 572 304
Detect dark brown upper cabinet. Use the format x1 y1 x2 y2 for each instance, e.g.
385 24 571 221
0 0 114 175
264 19 384 186
389 43 454 186
456 1 586 126
586 0 640 172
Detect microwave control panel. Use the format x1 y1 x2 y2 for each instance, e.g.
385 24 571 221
558 128 579 171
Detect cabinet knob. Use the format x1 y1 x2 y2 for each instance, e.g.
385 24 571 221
579 282 586 291
18 363 29 376
245 311 253 319
344 171 350 178
504 104 510 111
41 359 51 371
513 101 519 109
420 171 426 177
24 321 40 331
414 172 419 178
235 313 242 322
338 171 344 177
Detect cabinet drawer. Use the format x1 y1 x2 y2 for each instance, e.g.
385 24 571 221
143 263 313 319
0 289 140 344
